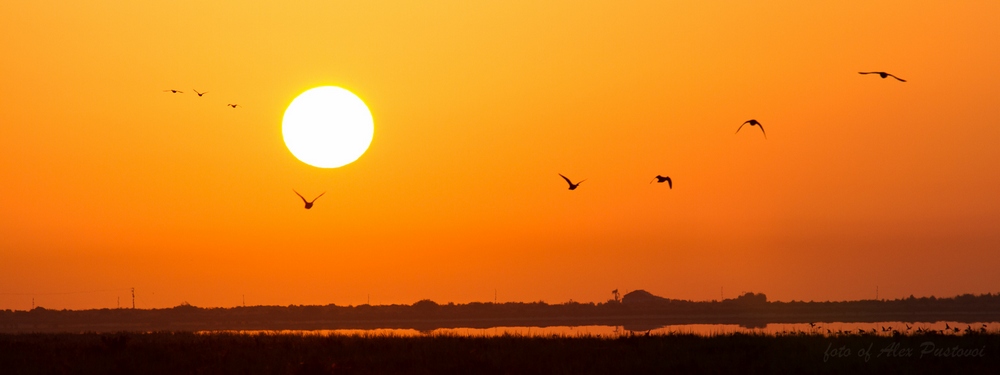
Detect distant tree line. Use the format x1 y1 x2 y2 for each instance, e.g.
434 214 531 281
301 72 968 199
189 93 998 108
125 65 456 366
2 291 998 333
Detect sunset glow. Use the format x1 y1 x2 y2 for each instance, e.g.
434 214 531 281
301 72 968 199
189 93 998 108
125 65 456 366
1 1 998 311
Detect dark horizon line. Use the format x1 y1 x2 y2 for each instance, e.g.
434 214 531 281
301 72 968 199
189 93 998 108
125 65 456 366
8 290 999 312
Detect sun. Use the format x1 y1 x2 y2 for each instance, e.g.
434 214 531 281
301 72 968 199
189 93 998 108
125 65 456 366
282 86 374 168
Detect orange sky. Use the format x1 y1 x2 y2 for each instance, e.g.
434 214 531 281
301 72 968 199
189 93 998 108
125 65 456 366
2 1 999 310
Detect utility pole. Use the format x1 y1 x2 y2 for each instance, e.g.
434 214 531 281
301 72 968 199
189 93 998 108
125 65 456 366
131 287 135 309
242 294 245 307
31 297 34 310
494 289 497 304
367 294 370 305
117 297 120 309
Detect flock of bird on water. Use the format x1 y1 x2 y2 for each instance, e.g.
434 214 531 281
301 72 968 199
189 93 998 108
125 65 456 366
797 322 990 337
167 71 905 210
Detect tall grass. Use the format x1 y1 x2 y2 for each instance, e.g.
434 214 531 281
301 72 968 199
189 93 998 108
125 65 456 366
1 331 997 374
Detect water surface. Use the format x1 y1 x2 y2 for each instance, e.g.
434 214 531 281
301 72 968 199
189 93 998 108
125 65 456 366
202 321 1000 337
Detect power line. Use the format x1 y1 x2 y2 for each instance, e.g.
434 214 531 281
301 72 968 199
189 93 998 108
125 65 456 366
0 288 131 296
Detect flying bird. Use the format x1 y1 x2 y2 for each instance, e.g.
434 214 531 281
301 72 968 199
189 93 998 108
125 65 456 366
293 190 325 209
559 174 585 190
858 71 906 82
650 175 672 188
193 89 208 97
227 104 241 108
163 89 183 94
736 119 766 139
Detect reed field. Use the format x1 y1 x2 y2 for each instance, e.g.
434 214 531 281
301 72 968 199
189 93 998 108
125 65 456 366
1 330 997 374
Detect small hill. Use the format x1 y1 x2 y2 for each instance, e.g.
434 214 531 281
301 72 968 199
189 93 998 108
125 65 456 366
726 292 767 305
412 299 439 308
622 290 670 305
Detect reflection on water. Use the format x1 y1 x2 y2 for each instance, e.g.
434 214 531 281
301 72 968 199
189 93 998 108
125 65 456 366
202 321 1000 338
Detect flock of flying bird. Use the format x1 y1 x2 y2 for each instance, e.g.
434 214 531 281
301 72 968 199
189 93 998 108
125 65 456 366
163 88 242 108
167 71 902 210
551 71 906 195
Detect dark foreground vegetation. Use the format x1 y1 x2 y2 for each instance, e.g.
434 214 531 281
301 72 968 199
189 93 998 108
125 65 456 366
4 291 1000 332
1 331 997 374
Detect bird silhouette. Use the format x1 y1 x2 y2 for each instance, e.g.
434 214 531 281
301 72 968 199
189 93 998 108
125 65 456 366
559 174 585 190
193 89 208 97
650 175 672 188
736 119 766 139
163 89 183 94
294 190 325 209
859 71 906 82
227 104 241 108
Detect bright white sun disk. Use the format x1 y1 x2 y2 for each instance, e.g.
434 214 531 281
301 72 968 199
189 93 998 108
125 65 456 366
282 86 374 168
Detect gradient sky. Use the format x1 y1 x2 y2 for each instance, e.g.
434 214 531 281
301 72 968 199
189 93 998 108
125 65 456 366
2 1 999 310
